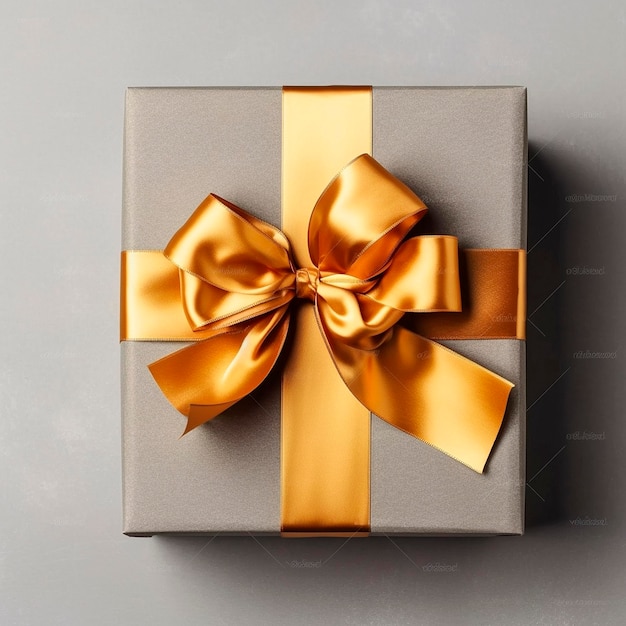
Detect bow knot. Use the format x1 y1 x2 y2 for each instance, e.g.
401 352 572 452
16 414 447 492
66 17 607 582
294 267 318 301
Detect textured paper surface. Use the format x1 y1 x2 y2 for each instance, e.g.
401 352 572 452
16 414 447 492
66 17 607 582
122 86 526 535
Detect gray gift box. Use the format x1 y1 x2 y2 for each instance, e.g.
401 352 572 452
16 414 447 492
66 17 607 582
121 86 527 536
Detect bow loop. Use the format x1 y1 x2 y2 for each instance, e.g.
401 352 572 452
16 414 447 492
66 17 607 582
308 154 428 279
164 194 295 330
166 194 293 295
363 236 462 313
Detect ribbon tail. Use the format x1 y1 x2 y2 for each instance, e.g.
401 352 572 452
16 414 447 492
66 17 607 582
148 307 291 435
324 324 514 473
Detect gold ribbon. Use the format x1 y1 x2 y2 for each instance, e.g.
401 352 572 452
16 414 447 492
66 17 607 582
121 86 522 535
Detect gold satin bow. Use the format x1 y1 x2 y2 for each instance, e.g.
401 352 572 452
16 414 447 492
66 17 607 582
148 154 513 473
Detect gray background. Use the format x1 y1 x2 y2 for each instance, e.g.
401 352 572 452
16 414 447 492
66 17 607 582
0 1 623 624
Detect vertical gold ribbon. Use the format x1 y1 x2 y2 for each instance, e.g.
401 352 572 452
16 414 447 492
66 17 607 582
281 87 373 535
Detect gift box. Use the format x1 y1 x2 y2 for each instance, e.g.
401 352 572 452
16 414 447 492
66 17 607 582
121 86 527 536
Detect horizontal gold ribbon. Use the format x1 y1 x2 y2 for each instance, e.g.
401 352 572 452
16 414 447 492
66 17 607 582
121 247 525 342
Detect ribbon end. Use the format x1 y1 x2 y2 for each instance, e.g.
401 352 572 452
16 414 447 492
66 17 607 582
180 417 196 438
179 403 237 437
178 409 203 438
472 378 516 474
